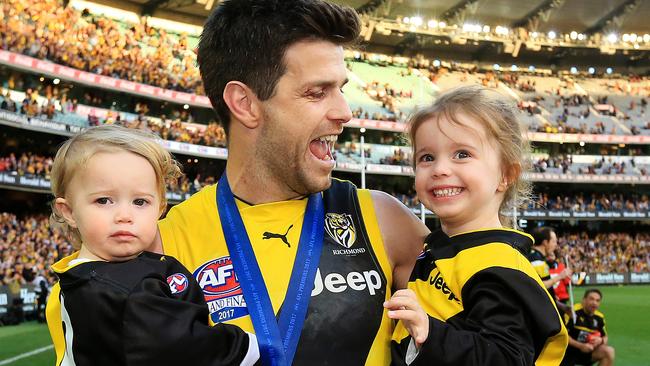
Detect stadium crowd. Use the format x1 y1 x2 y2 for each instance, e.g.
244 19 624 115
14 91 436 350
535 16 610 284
528 192 650 212
560 232 650 274
1 0 202 93
0 85 228 147
0 212 71 290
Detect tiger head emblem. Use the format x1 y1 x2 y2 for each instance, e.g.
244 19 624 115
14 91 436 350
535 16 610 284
324 213 357 248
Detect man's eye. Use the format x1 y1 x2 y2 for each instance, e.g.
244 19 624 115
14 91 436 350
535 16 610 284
307 90 326 99
96 197 110 204
133 198 148 206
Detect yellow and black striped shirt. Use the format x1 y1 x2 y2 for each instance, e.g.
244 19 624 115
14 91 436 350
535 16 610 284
392 228 568 366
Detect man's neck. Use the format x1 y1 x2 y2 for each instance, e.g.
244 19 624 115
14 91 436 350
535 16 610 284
533 245 546 255
225 164 304 205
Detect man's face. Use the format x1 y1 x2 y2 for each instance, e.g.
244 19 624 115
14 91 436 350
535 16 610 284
256 39 352 196
545 230 558 253
582 291 602 315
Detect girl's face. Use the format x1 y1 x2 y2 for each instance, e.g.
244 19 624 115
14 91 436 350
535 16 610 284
413 113 508 235
55 151 161 261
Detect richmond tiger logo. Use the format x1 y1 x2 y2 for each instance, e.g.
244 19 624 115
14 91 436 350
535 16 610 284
325 213 357 248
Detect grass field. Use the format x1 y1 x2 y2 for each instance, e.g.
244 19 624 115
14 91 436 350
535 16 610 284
1 285 649 365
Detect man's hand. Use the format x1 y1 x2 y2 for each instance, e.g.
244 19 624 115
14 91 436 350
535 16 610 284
384 289 429 347
579 342 595 353
560 267 573 280
589 336 604 347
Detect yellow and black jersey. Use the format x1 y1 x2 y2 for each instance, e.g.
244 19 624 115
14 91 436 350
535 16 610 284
46 251 258 366
159 179 394 365
392 229 568 366
528 248 557 299
564 303 607 342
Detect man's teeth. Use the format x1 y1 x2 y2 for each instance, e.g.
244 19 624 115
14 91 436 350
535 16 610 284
433 188 462 197
317 135 337 161
317 135 337 143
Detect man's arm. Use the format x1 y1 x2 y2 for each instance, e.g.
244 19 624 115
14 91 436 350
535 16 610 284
370 190 430 290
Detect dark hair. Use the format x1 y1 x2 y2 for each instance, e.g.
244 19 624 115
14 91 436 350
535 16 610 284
530 226 554 246
198 0 361 136
584 288 602 300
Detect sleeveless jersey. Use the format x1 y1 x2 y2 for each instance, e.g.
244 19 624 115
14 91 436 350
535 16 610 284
159 179 393 365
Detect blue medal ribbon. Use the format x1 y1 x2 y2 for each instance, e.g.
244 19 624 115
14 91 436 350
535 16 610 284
217 173 324 366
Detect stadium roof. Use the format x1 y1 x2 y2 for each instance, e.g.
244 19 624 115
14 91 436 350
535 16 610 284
112 0 650 35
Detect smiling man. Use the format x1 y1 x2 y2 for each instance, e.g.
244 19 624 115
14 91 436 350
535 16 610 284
154 0 428 365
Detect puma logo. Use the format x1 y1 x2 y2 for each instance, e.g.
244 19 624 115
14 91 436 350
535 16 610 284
262 225 293 247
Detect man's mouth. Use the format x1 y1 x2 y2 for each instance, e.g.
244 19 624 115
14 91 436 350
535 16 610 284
309 135 337 161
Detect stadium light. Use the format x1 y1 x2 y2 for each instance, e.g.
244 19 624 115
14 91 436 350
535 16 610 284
623 34 630 42
607 33 618 43
588 67 596 74
579 141 585 147
411 16 423 27
482 25 490 33
427 20 438 28
570 67 578 74
606 67 613 74
578 33 585 41
570 31 578 40
439 21 447 28
53 78 60 85
529 65 536 71
493 64 501 71
183 104 189 110
403 17 410 24
511 64 518 71
531 32 538 39
644 34 650 42
433 60 441 67
548 31 556 39
634 44 640 49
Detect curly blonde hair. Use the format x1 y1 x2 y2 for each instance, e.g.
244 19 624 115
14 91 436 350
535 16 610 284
407 85 531 227
50 125 182 249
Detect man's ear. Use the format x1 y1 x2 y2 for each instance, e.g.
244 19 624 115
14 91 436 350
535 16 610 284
222 81 262 129
498 163 521 192
54 197 77 228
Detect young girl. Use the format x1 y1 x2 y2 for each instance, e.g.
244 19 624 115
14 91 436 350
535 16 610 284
45 125 259 366
386 85 568 365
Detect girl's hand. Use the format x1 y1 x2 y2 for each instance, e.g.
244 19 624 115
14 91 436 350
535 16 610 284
384 289 429 346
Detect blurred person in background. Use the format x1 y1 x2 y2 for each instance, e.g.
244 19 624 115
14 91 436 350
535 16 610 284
561 289 615 366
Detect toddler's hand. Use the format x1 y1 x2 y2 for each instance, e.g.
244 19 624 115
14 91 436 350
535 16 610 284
384 289 429 346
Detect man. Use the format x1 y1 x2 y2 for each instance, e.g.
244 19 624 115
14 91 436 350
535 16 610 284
155 1 428 365
561 289 615 366
529 226 572 313
547 251 571 304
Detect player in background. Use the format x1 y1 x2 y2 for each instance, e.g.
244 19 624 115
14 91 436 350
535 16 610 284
386 85 568 365
561 289 615 366
529 226 573 314
45 125 259 366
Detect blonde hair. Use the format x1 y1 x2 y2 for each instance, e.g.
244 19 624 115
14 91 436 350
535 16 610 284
407 85 531 227
50 125 182 249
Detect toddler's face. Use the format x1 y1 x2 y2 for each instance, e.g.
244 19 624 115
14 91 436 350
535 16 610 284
59 150 160 261
413 113 507 234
